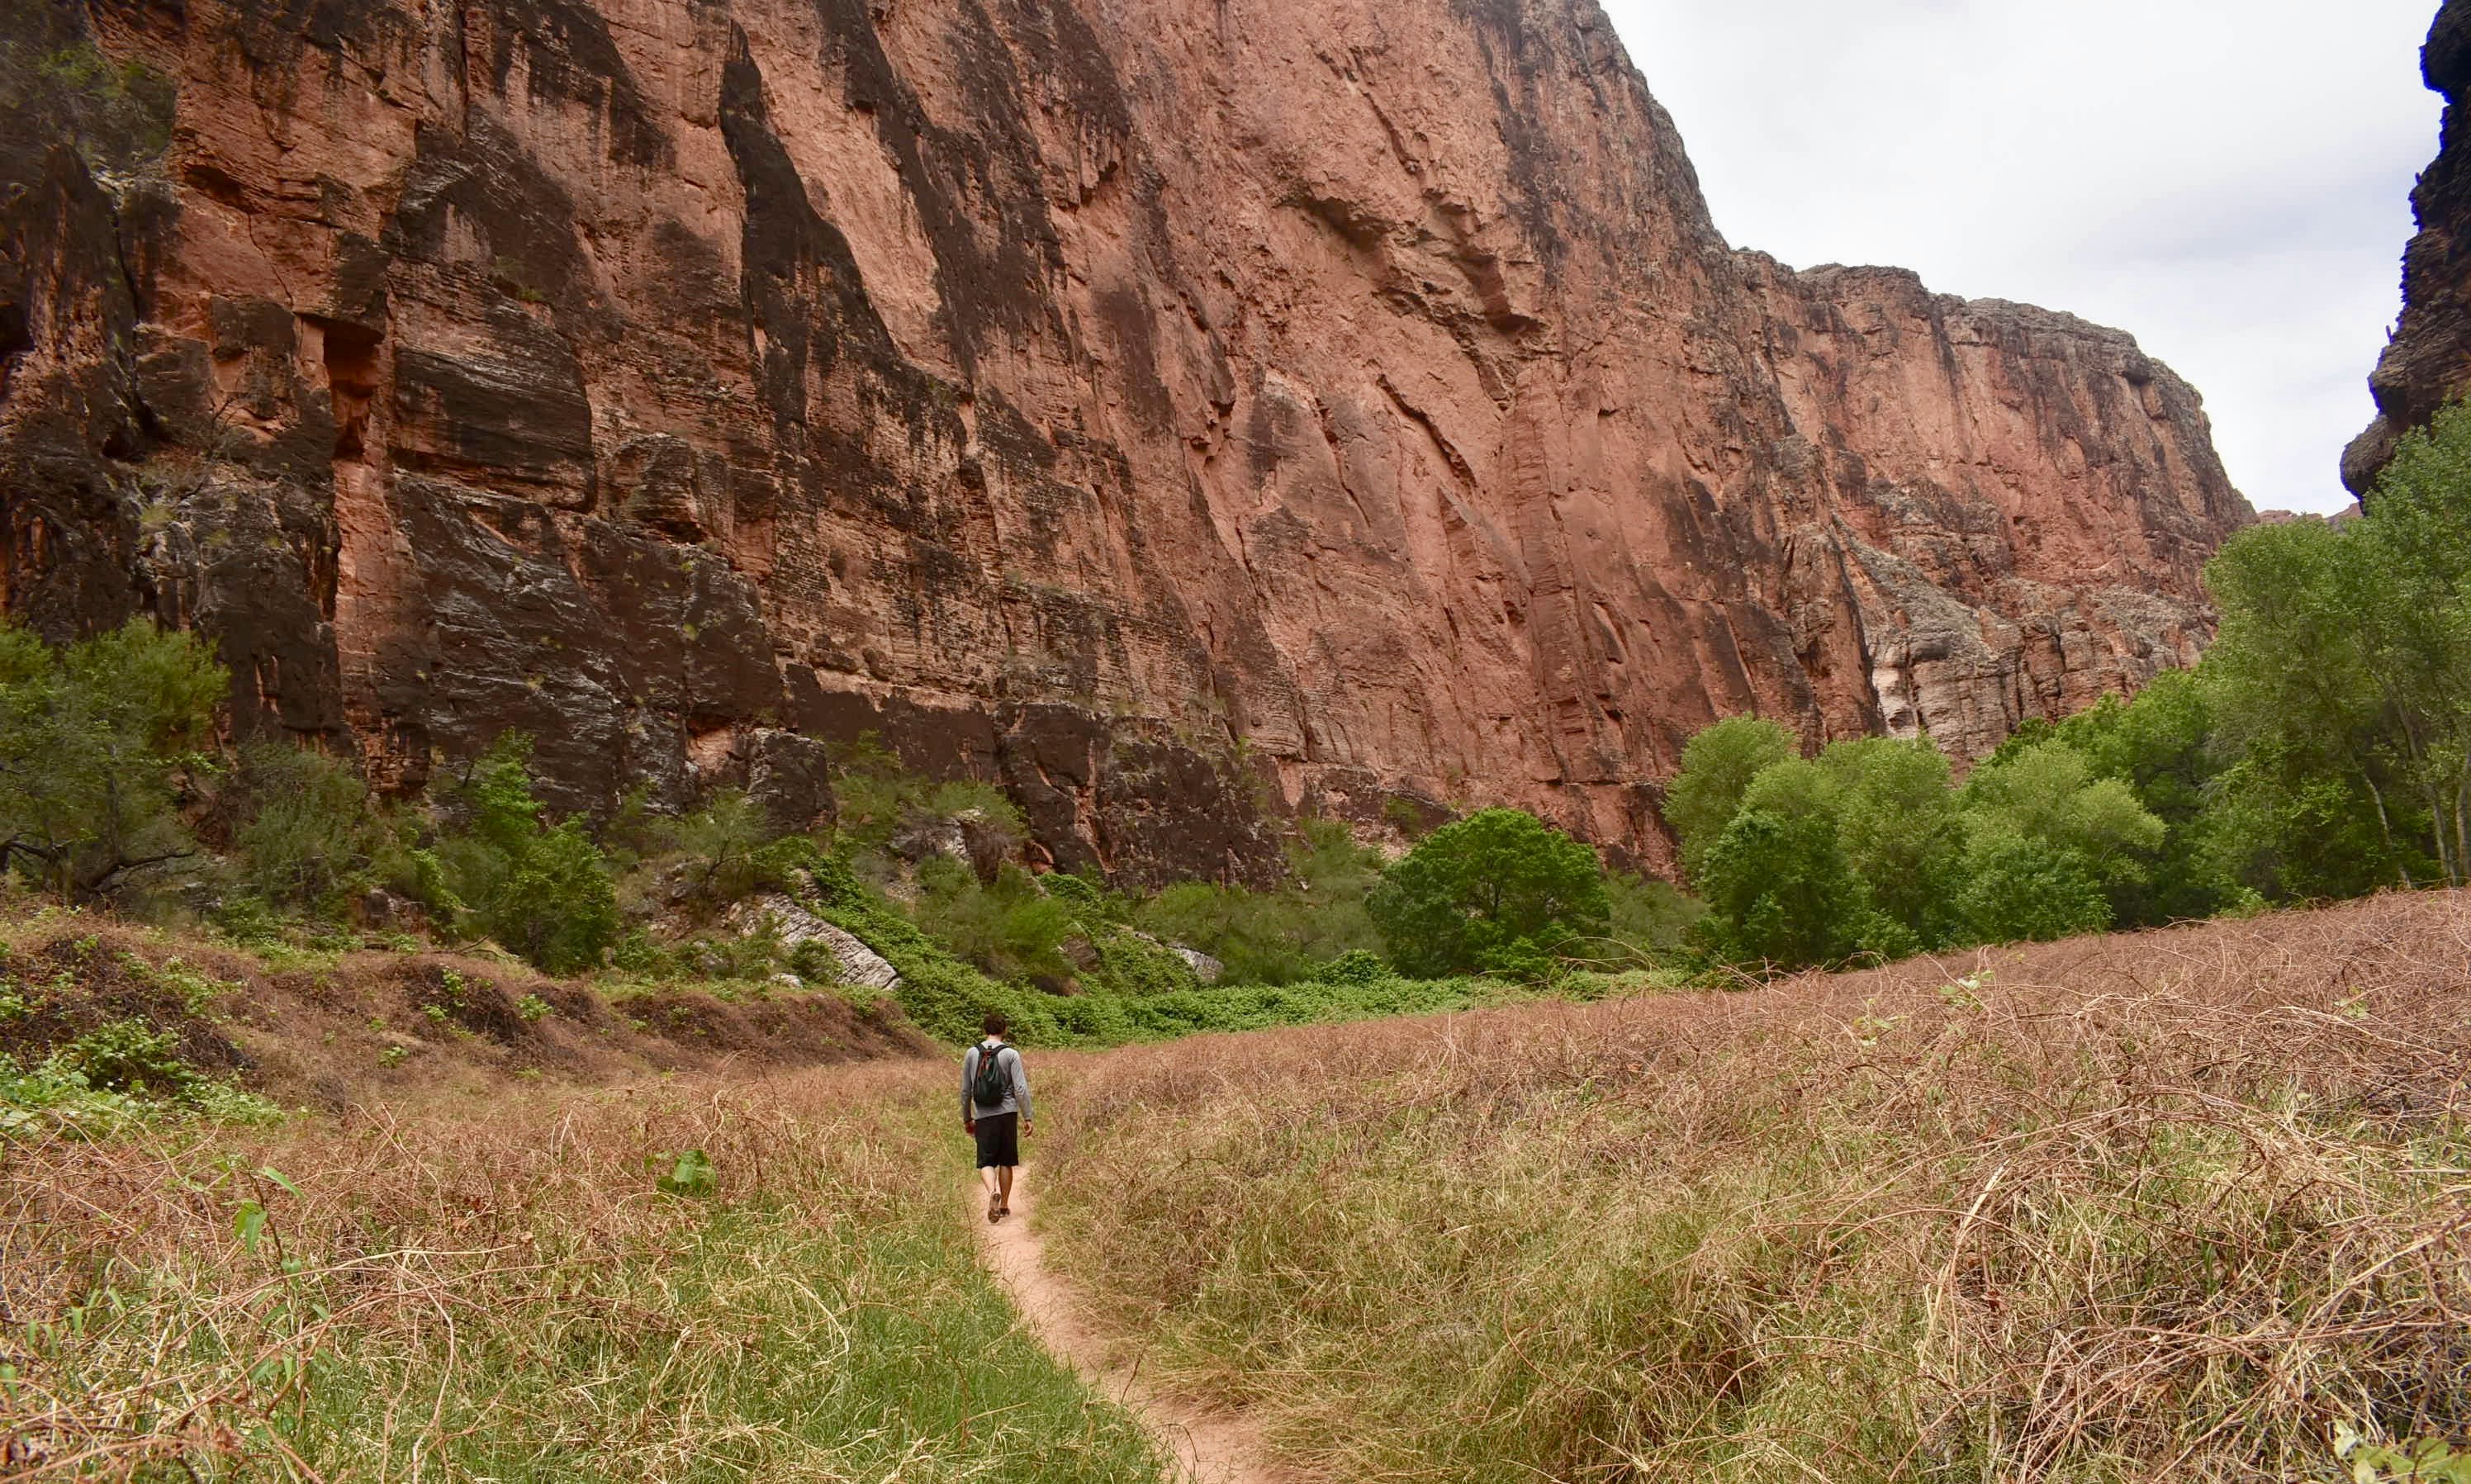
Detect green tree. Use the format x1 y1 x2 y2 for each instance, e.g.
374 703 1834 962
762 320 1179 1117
0 617 225 897
1695 759 1873 969
1366 808 1609 978
2034 671 2246 924
2335 406 2471 884
1958 833 2112 943
2198 398 2471 894
1821 737 1966 947
1663 716 1795 880
2200 517 2429 896
1956 741 2164 941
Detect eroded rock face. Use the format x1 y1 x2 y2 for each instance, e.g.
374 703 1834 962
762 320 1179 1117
0 0 2250 879
2347 0 2471 497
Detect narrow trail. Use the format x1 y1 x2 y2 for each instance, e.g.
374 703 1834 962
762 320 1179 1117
971 1176 1294 1484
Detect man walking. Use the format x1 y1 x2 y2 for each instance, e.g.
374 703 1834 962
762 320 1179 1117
962 1011 1032 1222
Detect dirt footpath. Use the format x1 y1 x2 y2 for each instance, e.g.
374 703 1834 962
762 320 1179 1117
972 1174 1293 1484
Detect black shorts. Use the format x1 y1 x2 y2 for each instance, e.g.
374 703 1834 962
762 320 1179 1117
973 1111 1020 1169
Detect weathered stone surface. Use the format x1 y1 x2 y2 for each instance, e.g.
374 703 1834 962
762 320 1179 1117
2349 0 2471 497
1169 945 1225 985
728 891 899 992
742 728 837 834
2 0 2250 878
889 808 1015 884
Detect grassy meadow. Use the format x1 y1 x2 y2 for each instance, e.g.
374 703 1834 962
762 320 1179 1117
1036 890 2471 1482
1 1059 1161 1482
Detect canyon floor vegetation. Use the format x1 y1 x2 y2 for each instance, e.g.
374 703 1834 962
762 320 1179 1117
4 891 2463 1481
2 1058 1165 1482
1037 889 2471 1482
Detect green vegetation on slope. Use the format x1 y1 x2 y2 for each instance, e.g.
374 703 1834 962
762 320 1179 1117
2 1064 1164 1482
0 614 1691 1054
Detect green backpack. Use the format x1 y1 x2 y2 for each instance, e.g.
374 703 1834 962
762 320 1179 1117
970 1043 1013 1109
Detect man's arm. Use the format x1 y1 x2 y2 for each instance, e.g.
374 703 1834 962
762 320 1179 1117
1010 1050 1032 1127
960 1047 975 1127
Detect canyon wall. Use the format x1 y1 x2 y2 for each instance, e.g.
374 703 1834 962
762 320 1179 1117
2347 0 2471 497
0 0 2250 880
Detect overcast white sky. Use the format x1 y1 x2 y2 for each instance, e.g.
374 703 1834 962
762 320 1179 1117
1599 1 2444 514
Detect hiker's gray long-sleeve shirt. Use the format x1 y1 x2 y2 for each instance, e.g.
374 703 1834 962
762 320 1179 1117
961 1041 1032 1121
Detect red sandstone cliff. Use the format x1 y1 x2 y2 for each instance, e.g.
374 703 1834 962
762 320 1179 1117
2348 0 2471 496
0 0 2251 879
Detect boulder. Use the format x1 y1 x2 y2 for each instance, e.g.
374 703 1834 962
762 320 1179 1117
725 893 901 993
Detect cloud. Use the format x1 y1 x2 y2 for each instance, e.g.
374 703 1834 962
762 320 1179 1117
1598 0 2442 514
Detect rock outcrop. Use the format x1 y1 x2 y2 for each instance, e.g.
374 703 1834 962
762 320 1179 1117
1 0 2250 879
728 891 902 992
2348 0 2471 496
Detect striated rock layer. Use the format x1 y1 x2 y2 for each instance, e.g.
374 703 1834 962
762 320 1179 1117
1 0 2250 880
2348 0 2471 497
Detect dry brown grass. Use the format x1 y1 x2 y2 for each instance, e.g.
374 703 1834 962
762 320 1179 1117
1039 891 2471 1482
0 1060 1163 1482
0 911 927 1117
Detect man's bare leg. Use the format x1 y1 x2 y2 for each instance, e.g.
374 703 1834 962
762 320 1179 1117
981 1163 1003 1221
998 1164 1016 1216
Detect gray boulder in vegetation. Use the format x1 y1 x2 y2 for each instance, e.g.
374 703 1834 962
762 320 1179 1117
726 893 902 993
1170 945 1224 984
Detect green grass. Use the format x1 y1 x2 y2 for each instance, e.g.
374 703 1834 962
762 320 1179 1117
2 1063 1164 1482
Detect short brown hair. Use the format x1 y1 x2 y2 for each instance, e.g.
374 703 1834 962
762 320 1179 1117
981 1009 1009 1037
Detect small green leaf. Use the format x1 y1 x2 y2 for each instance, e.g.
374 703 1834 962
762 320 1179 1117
656 1148 717 1198
258 1165 301 1197
234 1199 267 1254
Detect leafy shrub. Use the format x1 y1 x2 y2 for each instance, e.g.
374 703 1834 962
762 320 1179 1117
1041 872 1107 912
657 788 777 903
827 735 1026 857
0 617 226 898
1367 808 1609 979
1 1018 279 1138
914 857 1076 987
1084 929 1202 997
50 1017 197 1098
485 821 621 976
1598 873 1703 964
1131 820 1385 985
230 742 382 918
426 737 619 974
1314 949 1390 986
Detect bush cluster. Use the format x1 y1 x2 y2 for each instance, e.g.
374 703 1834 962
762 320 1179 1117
1666 400 2471 971
1671 721 2192 969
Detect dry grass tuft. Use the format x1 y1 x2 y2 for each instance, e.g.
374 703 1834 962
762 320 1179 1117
1 1060 1160 1482
1041 891 2471 1482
